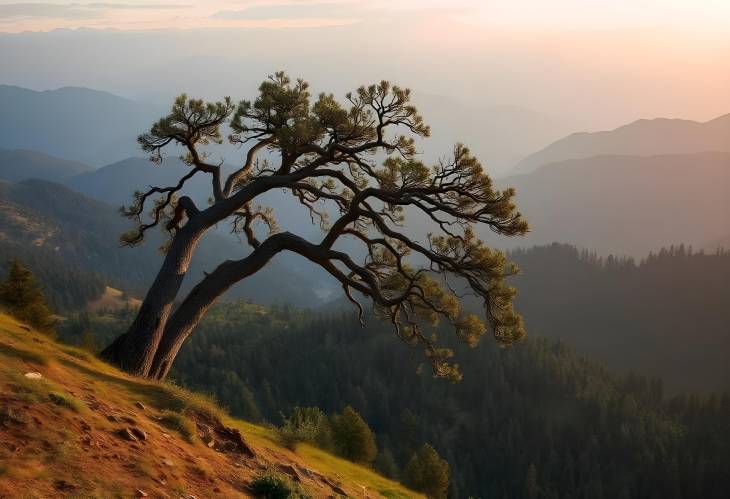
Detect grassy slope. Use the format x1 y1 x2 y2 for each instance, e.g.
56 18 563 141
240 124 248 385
0 314 420 498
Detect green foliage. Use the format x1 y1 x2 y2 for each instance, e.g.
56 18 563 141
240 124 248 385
158 410 196 441
330 406 377 465
47 391 82 412
277 406 333 450
250 471 311 499
523 463 539 499
78 245 730 497
0 258 57 334
374 448 400 480
404 444 449 499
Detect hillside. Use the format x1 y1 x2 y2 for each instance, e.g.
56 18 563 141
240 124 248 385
70 295 730 498
0 178 330 307
0 149 92 183
0 314 420 498
512 113 730 174
0 85 157 167
494 151 730 256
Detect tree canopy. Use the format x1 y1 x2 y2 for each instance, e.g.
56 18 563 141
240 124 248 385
103 72 528 379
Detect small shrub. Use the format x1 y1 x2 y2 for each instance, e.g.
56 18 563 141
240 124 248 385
0 407 27 426
277 406 333 450
48 391 82 412
158 410 196 441
250 472 311 499
329 406 377 464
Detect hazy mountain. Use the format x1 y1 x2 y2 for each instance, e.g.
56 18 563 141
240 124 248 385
513 113 730 174
493 152 730 257
0 85 157 166
705 234 730 252
66 156 211 207
413 94 566 176
0 178 326 307
0 148 92 183
0 83 567 179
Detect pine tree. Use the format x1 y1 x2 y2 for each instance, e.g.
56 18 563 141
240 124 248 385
0 258 57 334
404 444 450 499
329 406 377 464
523 463 539 499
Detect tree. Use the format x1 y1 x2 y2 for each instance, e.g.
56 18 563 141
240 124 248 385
0 258 57 334
404 443 450 499
329 406 378 464
100 72 528 379
523 463 539 499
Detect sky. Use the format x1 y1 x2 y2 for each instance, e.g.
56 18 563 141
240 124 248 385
1 0 730 32
1 0 728 172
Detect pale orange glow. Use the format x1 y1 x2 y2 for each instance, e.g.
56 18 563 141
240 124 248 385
1 0 728 33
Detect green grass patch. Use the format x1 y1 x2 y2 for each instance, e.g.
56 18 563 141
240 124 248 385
250 471 312 499
158 410 196 442
0 340 50 365
380 490 410 499
58 344 95 363
48 391 83 412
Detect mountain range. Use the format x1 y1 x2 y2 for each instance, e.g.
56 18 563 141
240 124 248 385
0 85 158 167
495 151 730 256
0 178 326 307
513 113 730 174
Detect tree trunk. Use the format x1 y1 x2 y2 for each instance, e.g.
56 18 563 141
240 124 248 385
100 225 204 376
148 232 303 380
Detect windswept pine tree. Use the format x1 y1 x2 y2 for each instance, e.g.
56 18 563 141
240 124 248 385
101 72 528 379
0 258 57 333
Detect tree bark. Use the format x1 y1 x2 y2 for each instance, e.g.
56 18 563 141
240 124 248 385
148 232 308 380
100 224 205 376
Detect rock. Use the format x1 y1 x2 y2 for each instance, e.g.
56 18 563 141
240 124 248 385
134 401 146 411
277 464 302 482
162 458 174 467
54 480 76 491
24 372 42 380
117 428 138 442
131 427 147 441
136 490 148 498
107 414 122 423
80 420 92 431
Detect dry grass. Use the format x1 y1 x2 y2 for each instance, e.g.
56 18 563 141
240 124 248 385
0 313 423 498
158 410 196 441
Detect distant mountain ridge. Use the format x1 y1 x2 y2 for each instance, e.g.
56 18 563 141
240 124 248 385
495 151 730 257
0 148 92 183
513 113 730 174
0 178 328 307
0 84 158 166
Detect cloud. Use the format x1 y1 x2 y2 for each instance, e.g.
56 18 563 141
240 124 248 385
211 2 359 21
0 2 189 20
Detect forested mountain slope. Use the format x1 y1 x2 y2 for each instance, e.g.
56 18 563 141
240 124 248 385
67 301 730 498
509 244 730 393
0 179 328 307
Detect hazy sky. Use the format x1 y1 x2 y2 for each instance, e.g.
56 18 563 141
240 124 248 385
1 0 730 32
1 0 728 158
